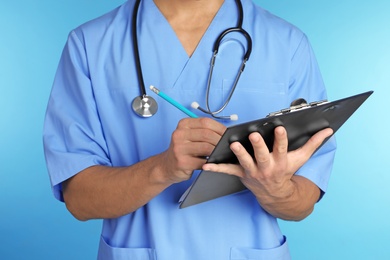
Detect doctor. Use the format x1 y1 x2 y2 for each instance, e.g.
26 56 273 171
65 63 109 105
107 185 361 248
43 0 336 259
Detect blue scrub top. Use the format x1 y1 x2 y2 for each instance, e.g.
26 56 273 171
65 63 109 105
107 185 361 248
43 0 336 259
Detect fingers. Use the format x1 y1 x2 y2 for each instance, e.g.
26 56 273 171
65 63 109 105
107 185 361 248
230 141 256 171
269 126 333 169
175 118 226 146
203 162 245 178
168 118 227 174
298 127 333 157
203 126 333 178
306 128 334 151
288 127 333 169
271 126 288 163
178 117 226 135
173 118 225 146
206 127 285 176
245 126 288 170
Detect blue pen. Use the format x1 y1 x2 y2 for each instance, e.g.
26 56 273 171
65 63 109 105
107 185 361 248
149 85 199 118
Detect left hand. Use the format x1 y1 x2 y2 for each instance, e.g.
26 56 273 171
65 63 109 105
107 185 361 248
202 126 333 216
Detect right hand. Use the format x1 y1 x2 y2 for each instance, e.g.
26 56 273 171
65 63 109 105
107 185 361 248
160 117 226 183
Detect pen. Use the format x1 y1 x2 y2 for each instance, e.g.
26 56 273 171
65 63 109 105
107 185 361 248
150 85 199 118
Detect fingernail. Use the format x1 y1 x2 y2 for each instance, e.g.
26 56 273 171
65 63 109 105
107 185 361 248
250 132 260 142
203 164 211 171
231 142 241 152
275 126 285 135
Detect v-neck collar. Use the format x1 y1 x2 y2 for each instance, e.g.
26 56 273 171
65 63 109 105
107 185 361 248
145 0 233 58
136 0 237 90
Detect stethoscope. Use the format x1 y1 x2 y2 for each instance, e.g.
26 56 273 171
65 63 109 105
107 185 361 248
131 0 252 120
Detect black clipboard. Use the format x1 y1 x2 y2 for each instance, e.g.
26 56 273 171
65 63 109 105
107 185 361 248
179 90 373 208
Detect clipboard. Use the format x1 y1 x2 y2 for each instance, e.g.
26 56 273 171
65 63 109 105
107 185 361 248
179 90 373 208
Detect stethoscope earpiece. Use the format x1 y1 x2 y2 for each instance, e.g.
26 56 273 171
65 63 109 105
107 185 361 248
191 102 200 110
229 114 239 121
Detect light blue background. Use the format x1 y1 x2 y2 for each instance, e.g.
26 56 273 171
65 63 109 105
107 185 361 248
1 0 389 259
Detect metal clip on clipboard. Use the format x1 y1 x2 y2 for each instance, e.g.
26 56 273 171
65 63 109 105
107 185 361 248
267 99 329 117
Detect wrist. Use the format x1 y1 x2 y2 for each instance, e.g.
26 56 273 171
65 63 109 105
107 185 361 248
261 180 296 204
252 180 297 218
137 154 174 188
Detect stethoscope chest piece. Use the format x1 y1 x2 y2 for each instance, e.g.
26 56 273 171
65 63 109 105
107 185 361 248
132 95 158 117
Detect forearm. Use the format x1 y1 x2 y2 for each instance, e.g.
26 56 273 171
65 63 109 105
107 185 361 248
61 118 227 221
255 175 320 221
63 154 172 221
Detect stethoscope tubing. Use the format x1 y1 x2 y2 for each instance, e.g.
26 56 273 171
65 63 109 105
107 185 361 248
212 27 252 61
132 0 146 97
206 27 252 114
199 0 252 119
131 0 252 120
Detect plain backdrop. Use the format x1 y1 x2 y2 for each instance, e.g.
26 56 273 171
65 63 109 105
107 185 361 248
1 0 389 259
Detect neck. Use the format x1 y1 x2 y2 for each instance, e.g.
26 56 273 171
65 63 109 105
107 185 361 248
153 0 225 19
153 0 225 56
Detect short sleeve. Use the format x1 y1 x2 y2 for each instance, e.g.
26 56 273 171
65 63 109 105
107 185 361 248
43 31 111 201
287 34 337 196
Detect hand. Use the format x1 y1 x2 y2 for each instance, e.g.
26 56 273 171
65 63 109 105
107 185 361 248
160 117 226 184
202 126 333 217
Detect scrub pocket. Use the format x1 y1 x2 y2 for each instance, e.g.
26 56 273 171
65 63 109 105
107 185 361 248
230 237 290 260
98 236 157 260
